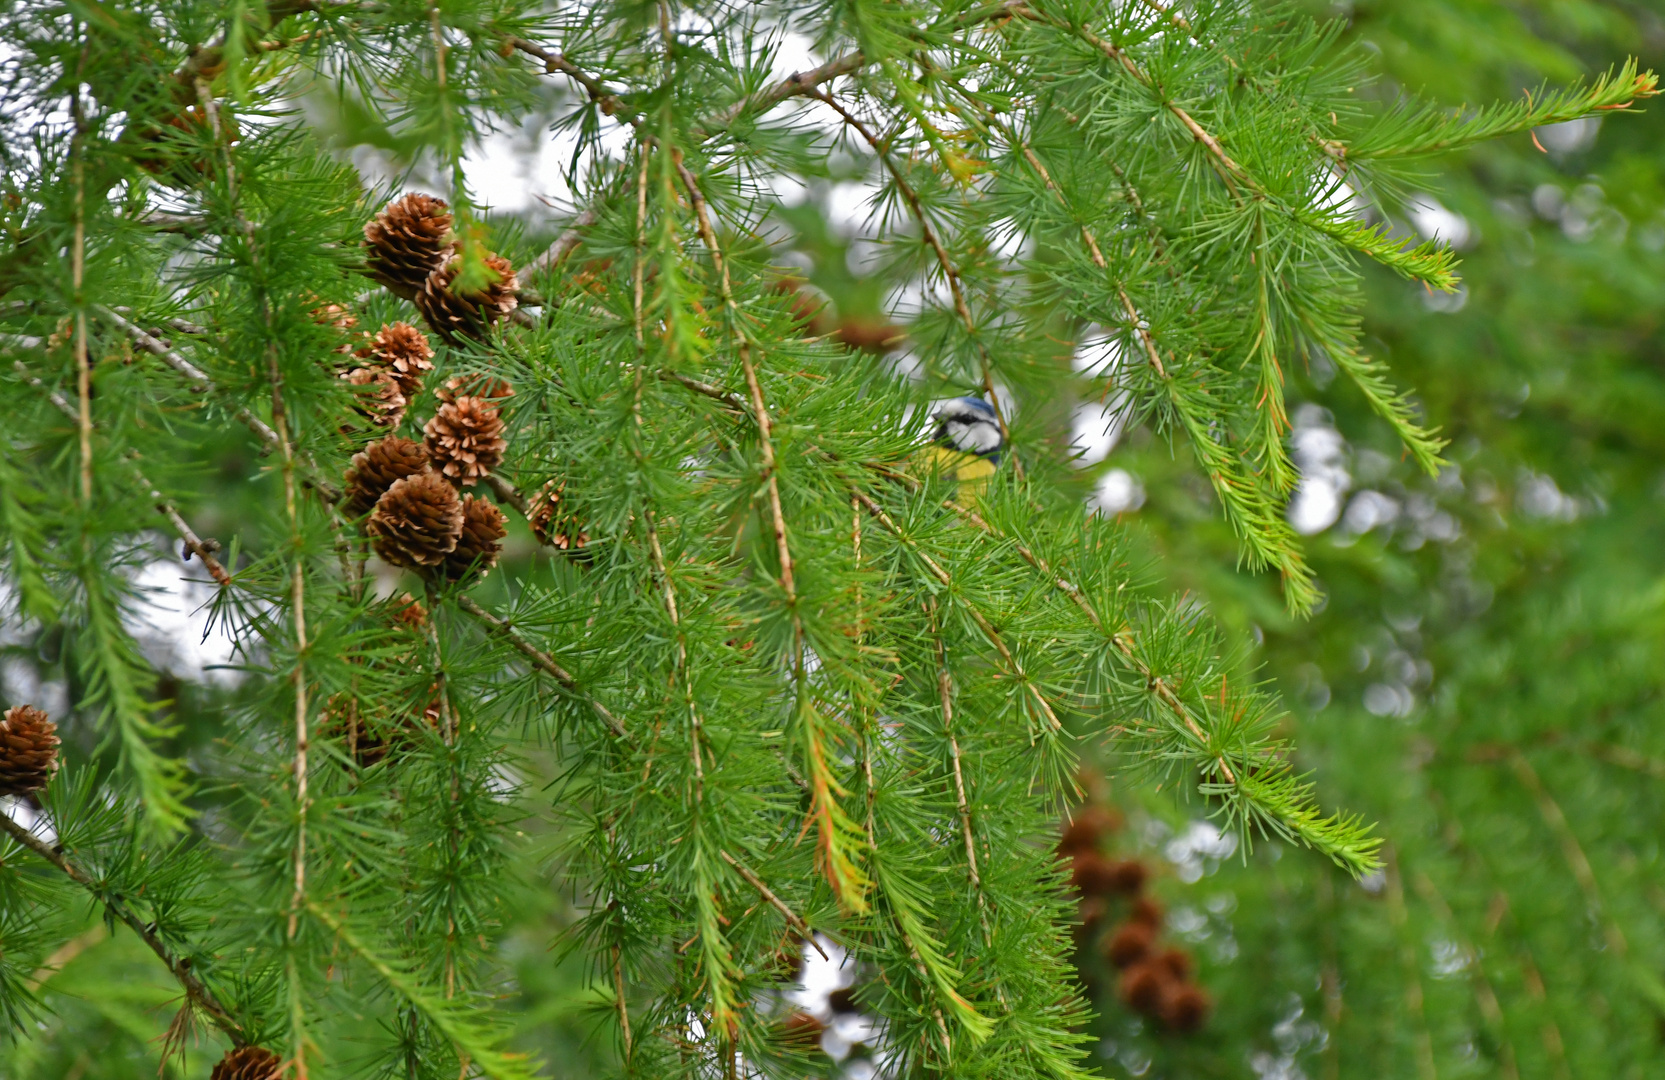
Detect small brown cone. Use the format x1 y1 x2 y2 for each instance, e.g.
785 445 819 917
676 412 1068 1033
437 373 515 403
319 694 391 768
442 495 507 582
1155 946 1193 982
1128 896 1164 929
1105 921 1155 969
1105 858 1149 895
528 480 591 557
364 194 454 300
1119 960 1174 1019
209 1046 282 1080
361 322 435 399
341 366 407 430
1162 983 1211 1033
368 472 463 568
1059 805 1119 855
344 436 430 518
414 252 519 343
388 592 429 631
1069 851 1118 897
0 705 59 796
423 396 506 488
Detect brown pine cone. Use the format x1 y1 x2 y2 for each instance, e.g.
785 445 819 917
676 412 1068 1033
1161 983 1211 1033
1058 805 1120 855
364 194 455 301
387 592 429 631
311 301 360 355
528 480 590 556
441 495 507 582
1105 921 1155 969
368 472 463 568
209 1046 282 1080
423 396 506 488
340 366 407 430
360 322 435 399
1127 895 1164 929
1069 851 1118 897
344 436 430 518
436 373 515 403
0 705 59 797
1105 858 1149 895
1118 960 1174 1018
1155 946 1193 982
413 252 519 343
319 694 391 768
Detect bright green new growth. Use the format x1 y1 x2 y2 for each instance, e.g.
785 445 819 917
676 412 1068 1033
0 0 1650 1077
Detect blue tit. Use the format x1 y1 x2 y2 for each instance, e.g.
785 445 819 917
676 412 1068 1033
916 396 1004 494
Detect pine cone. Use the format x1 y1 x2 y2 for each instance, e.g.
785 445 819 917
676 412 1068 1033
364 194 455 301
1118 960 1174 1018
341 366 407 430
344 436 430 518
209 1046 282 1080
1161 983 1211 1033
528 480 591 556
1127 896 1164 928
387 592 429 631
423 396 506 488
442 495 507 582
1105 921 1155 969
1058 805 1119 855
361 322 435 400
311 301 360 355
414 252 519 343
0 705 59 797
368 472 463 568
319 694 391 768
436 373 515 403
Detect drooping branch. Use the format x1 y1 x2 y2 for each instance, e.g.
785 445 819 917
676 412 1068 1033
12 358 232 585
0 810 246 1043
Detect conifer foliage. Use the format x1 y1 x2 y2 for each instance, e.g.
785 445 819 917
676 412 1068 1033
0 1 1651 1077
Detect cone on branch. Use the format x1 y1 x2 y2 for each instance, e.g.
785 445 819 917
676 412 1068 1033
209 1046 282 1080
368 472 463 568
437 373 515 403
528 480 591 557
424 396 506 488
363 194 455 301
360 322 435 399
414 252 519 343
344 436 430 518
442 494 507 583
340 365 407 430
1162 984 1211 1033
311 301 360 355
0 705 59 797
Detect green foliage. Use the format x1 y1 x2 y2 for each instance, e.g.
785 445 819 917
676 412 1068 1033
0 1 1650 1078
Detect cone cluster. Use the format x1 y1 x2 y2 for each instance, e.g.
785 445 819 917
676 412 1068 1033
209 1047 282 1080
343 426 506 581
0 705 60 797
1061 802 1212 1034
363 194 520 343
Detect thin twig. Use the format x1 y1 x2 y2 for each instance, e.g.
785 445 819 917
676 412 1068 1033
94 305 282 452
1510 751 1628 958
0 810 246 1043
849 488 1060 732
807 89 1014 452
13 359 232 585
455 595 628 740
720 850 828 959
